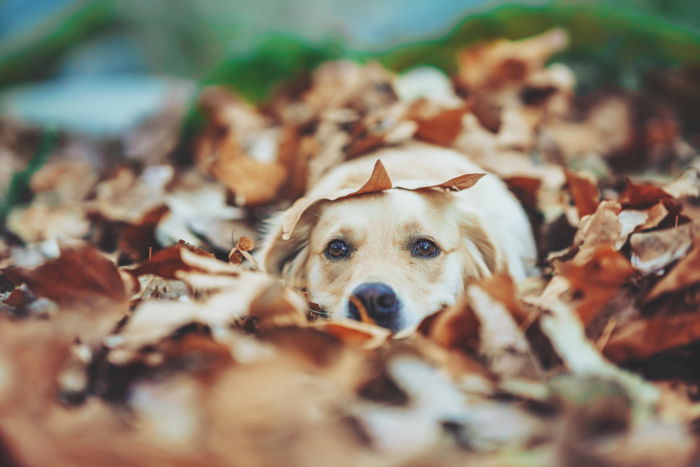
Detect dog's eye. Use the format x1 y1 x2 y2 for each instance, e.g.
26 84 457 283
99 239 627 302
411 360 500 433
324 239 350 259
412 239 440 258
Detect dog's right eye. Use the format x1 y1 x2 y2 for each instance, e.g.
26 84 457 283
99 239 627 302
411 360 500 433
324 239 350 259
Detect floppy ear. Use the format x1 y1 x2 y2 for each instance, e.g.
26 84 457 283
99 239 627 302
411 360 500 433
258 211 315 290
457 210 505 282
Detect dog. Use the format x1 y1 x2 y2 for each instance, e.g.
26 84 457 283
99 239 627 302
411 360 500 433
259 142 536 332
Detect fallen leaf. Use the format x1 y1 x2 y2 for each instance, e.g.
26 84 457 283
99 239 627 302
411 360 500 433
127 240 216 280
605 311 700 362
316 319 390 349
619 179 673 209
646 240 700 301
558 247 635 325
630 223 697 274
278 159 484 241
3 242 126 307
504 175 541 210
564 168 600 218
412 106 468 147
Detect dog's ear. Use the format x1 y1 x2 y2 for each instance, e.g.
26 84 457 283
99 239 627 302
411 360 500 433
458 212 505 282
258 211 314 289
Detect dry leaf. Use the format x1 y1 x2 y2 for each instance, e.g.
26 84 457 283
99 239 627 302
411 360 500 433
127 240 216 280
279 160 484 240
646 240 700 301
558 247 635 325
3 242 126 307
630 223 697 274
564 168 600 218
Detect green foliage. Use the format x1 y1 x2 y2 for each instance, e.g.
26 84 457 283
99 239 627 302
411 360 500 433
0 128 58 223
203 34 344 103
172 35 343 164
370 4 700 93
0 1 117 88
196 4 700 101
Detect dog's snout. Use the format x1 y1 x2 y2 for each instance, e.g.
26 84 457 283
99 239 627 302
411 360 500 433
349 283 401 330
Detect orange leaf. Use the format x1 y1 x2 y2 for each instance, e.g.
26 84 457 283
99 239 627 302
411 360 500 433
564 169 600 217
558 246 635 325
605 312 700 362
353 160 393 194
619 179 673 209
414 107 467 147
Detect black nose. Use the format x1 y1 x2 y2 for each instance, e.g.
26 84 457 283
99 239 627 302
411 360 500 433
348 283 401 330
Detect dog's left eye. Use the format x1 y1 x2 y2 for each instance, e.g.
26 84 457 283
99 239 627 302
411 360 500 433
412 239 440 258
324 239 351 259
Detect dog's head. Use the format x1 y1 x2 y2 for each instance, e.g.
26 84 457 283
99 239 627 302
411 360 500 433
260 163 503 332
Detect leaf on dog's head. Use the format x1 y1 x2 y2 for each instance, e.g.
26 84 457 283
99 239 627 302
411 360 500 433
412 172 486 192
352 160 393 195
281 160 392 240
280 159 484 240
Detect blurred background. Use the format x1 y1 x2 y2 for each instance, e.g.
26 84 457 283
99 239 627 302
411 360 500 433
0 0 699 135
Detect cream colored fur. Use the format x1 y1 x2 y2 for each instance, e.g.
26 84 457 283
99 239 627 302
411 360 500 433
260 142 536 330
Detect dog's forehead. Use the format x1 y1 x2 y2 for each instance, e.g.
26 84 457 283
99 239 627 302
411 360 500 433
313 189 447 234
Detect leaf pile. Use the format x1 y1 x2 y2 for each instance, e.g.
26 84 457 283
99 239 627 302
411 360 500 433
2 29 700 466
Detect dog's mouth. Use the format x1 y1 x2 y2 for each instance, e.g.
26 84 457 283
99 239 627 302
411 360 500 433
347 282 404 331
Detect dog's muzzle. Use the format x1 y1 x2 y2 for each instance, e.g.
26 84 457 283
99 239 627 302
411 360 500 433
348 282 402 331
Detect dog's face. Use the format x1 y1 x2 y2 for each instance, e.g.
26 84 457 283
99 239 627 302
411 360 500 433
263 188 499 332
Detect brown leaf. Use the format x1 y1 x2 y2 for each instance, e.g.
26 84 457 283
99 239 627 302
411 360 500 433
228 236 257 266
128 240 216 280
504 175 541 209
619 179 673 209
457 28 569 91
564 169 600 218
646 240 700 301
605 312 700 362
30 160 98 203
209 148 288 206
633 200 670 232
318 320 390 349
280 160 485 240
569 201 623 265
476 273 529 325
246 281 307 331
413 107 467 147
88 166 173 223
238 236 255 251
467 283 540 378
354 159 393 194
419 302 481 354
3 243 126 307
7 203 90 243
118 205 170 262
558 247 635 325
109 272 300 363
344 121 389 159
630 223 697 274
414 172 486 192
